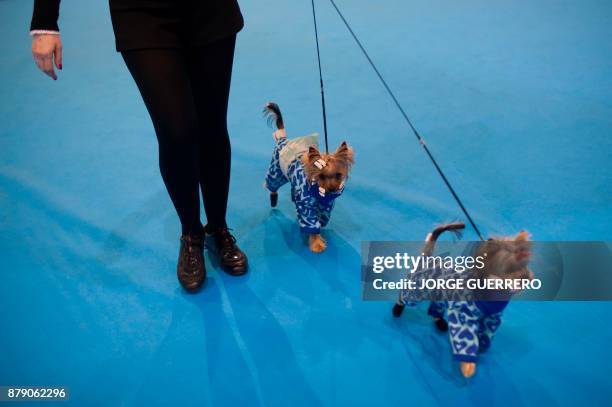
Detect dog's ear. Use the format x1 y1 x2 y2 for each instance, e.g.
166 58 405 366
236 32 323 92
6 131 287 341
334 141 354 165
302 146 324 178
305 145 322 164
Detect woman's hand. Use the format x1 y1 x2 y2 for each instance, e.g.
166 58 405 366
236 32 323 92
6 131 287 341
32 34 63 80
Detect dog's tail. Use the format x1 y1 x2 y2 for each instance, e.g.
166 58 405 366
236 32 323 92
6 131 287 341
422 222 465 256
263 102 285 130
393 221 465 317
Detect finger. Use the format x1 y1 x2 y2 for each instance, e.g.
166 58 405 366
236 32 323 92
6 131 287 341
40 56 53 79
34 54 44 72
41 56 57 80
54 44 63 70
33 52 50 75
33 50 46 70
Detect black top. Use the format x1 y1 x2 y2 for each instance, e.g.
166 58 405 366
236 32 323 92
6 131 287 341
30 0 60 32
31 0 244 51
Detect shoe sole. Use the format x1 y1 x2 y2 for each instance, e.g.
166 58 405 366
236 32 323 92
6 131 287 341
220 259 249 276
179 279 205 293
205 246 249 276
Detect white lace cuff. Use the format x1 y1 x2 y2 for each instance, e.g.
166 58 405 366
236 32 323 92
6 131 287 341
30 30 60 36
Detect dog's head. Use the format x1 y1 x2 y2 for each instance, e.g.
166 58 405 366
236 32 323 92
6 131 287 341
301 141 354 193
475 230 533 281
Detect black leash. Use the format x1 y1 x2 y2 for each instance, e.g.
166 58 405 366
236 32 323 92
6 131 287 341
322 0 485 240
310 0 330 153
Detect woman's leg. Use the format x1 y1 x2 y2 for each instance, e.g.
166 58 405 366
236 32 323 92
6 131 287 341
121 49 202 235
121 48 207 291
186 35 236 230
185 35 248 276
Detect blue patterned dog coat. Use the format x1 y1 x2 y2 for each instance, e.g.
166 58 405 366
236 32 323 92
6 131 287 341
264 134 344 234
399 264 508 363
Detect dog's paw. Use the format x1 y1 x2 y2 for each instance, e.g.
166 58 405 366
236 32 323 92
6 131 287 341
392 302 405 317
309 234 327 253
460 362 476 378
434 317 449 332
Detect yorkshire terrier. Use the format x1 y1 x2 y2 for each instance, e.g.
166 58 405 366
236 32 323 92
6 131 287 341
392 223 533 378
263 102 354 253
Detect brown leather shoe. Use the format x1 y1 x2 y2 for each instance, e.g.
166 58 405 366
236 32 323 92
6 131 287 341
177 232 206 292
204 226 248 276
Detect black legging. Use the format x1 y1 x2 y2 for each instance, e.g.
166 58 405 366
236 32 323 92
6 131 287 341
121 35 236 235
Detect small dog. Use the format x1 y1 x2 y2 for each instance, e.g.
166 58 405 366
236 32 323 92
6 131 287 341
263 102 354 253
392 223 533 378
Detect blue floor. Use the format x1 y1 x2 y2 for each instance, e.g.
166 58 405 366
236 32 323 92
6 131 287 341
1 0 612 405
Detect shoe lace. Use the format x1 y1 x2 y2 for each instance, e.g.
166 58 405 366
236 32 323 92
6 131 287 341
217 228 237 247
182 234 203 269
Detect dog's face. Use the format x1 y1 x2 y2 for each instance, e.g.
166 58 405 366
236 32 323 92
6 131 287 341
476 231 532 280
302 141 354 192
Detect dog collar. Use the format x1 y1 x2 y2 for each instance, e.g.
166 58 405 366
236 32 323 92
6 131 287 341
308 180 345 204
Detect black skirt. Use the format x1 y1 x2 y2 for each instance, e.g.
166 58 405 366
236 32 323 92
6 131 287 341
31 0 244 52
109 0 244 51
